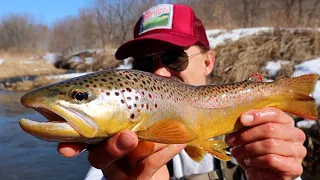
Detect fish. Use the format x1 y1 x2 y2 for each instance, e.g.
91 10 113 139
19 69 319 162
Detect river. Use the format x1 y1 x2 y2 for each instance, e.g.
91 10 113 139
0 91 91 180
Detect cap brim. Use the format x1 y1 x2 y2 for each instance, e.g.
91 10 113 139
115 33 197 60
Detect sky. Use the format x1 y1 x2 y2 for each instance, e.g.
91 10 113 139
0 0 90 25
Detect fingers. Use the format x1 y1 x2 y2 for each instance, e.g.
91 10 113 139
226 123 306 146
239 107 295 127
130 144 186 179
88 130 138 169
57 142 88 157
243 154 303 179
231 138 307 160
127 141 169 167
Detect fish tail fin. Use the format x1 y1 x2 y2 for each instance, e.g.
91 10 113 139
185 140 231 162
277 74 319 120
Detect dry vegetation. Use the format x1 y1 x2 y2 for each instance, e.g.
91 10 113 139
0 53 65 79
208 28 320 84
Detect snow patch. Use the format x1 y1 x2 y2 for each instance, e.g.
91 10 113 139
292 58 320 77
207 27 273 48
0 58 4 65
69 56 82 63
84 57 95 65
117 58 132 69
43 53 61 64
44 73 90 80
264 60 290 78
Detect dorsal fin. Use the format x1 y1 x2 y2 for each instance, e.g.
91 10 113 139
248 73 263 82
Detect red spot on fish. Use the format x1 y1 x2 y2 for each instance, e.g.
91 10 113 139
141 104 144 108
86 85 89 88
127 97 131 100
128 105 132 109
126 88 132 92
106 92 110 96
115 92 120 96
148 94 152 98
155 104 158 108
121 99 125 104
93 85 97 88
135 96 139 100
130 114 135 119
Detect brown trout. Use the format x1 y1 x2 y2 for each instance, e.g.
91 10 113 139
19 70 319 162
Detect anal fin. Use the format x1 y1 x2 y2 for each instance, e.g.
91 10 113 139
136 119 198 144
185 139 231 162
203 140 231 161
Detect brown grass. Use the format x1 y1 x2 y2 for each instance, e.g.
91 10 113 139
208 28 320 85
0 53 65 79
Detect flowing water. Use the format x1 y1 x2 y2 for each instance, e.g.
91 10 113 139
0 91 91 180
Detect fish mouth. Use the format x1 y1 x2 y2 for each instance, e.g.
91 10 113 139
19 104 100 143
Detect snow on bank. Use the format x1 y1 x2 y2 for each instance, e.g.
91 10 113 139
44 72 90 80
42 58 132 80
0 58 4 65
206 27 273 48
264 60 290 78
117 58 132 70
43 53 62 64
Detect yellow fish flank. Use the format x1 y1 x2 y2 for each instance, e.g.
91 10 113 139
19 70 319 162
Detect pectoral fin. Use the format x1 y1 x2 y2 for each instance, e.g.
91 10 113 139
136 119 198 144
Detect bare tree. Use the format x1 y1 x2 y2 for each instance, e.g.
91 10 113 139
0 13 35 53
113 0 135 43
79 8 98 49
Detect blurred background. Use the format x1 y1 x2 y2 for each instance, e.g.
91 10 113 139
0 0 319 180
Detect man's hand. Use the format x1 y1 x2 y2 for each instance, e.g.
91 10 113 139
226 107 307 180
57 130 186 179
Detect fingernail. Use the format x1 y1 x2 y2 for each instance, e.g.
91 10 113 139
242 114 254 124
116 133 136 150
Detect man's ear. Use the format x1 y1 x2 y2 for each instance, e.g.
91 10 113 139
203 50 215 76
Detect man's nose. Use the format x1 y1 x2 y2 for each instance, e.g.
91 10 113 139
152 59 171 77
153 66 171 77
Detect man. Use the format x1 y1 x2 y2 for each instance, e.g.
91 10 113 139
58 4 306 180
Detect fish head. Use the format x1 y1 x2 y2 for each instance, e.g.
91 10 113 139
19 71 134 143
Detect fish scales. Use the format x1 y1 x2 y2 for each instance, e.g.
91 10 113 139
19 69 319 162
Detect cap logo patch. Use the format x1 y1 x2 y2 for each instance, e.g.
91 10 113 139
139 4 173 35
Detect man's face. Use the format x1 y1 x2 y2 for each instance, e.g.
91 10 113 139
148 45 209 86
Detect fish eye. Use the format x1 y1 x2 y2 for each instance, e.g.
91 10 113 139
71 91 88 101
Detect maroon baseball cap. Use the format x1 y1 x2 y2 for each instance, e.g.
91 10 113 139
115 4 210 60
